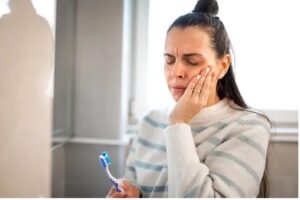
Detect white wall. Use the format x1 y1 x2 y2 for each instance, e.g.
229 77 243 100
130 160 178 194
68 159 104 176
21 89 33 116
52 0 128 197
0 0 54 197
74 0 125 140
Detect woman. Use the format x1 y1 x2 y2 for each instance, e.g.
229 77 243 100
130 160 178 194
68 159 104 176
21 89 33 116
107 0 270 197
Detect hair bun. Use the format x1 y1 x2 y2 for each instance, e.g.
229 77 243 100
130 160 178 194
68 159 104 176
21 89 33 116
193 0 219 16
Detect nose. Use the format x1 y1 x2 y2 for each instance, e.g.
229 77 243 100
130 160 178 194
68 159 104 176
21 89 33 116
172 61 185 79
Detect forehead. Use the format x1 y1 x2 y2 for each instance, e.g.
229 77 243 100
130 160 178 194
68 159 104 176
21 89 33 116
164 26 212 55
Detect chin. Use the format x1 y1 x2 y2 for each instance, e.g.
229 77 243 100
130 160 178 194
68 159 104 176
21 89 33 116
172 94 182 102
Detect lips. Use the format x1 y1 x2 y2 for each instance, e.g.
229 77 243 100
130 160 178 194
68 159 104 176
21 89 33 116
170 85 186 95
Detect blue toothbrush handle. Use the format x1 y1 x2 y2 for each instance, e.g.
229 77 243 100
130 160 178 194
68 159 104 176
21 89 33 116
99 153 124 193
112 180 123 192
102 166 123 192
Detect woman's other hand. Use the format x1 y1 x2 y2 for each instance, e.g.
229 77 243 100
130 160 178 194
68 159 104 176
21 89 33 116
169 67 215 124
106 179 141 198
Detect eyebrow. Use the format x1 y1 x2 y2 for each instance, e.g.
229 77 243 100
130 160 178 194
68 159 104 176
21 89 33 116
163 53 204 58
184 53 204 58
163 53 173 57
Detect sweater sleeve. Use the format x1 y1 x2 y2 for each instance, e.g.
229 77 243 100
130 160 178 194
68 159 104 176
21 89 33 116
123 135 143 195
163 122 270 197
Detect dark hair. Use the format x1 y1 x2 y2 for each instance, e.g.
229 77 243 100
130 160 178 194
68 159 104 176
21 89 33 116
167 0 269 197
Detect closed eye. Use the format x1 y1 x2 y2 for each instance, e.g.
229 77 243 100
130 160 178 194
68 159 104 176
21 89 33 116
184 55 204 66
187 60 199 66
164 54 175 65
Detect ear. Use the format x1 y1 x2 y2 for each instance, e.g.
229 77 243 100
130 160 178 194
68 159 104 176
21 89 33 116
217 54 231 79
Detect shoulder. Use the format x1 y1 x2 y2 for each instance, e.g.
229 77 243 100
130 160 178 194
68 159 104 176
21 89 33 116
220 104 271 142
137 107 170 134
226 100 271 133
225 110 271 147
239 110 271 133
141 107 170 127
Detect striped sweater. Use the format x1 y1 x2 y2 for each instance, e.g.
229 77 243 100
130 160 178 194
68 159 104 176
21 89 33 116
123 98 270 197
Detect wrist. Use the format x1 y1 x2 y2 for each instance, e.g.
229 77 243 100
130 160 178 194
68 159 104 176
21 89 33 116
169 119 189 125
169 118 185 125
169 112 192 125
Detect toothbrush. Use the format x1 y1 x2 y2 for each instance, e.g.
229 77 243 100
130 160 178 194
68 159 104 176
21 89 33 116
99 151 124 192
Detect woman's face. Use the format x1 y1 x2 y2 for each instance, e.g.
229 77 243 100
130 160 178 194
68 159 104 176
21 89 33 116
164 26 228 102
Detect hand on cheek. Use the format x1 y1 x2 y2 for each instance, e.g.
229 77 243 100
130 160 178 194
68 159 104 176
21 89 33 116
169 66 215 124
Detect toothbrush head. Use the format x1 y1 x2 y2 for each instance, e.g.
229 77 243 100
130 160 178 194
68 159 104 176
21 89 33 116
99 151 111 168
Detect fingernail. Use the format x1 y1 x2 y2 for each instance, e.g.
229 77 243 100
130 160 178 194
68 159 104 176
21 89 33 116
206 67 210 73
196 75 201 80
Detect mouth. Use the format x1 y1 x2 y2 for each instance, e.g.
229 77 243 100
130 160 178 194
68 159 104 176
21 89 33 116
170 86 186 96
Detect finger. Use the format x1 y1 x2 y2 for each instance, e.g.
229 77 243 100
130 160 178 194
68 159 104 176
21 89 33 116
107 186 126 198
191 67 210 98
106 186 127 198
183 66 208 98
118 179 141 198
119 179 130 192
107 186 117 197
183 74 201 97
198 71 213 106
108 192 127 198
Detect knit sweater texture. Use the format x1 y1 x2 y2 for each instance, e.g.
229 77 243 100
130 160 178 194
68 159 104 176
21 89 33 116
123 98 270 197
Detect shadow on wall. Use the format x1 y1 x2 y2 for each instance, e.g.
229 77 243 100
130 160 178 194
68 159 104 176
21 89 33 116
0 0 53 197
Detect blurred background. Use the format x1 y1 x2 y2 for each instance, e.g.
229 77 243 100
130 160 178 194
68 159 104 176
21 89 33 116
0 0 298 198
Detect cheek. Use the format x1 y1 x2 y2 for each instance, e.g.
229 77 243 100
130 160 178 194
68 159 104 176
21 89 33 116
190 67 202 78
164 66 171 82
210 61 223 77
